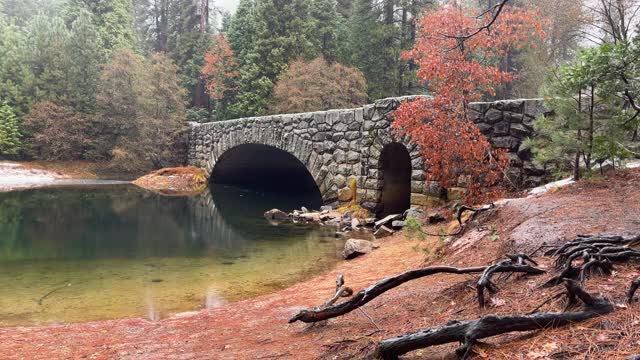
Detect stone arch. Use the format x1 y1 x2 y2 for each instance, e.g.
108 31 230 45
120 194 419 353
358 128 425 213
197 115 329 203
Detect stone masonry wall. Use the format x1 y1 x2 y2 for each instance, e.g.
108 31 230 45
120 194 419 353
467 99 548 187
188 96 547 210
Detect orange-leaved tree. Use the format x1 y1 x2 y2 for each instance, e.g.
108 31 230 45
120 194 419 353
201 34 239 100
393 3 544 203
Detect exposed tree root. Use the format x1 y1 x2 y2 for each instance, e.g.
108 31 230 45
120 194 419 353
628 276 640 303
543 234 640 287
372 280 614 360
289 265 485 324
476 254 544 309
290 255 544 323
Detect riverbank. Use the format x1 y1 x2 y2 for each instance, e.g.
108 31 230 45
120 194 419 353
1 168 639 359
0 161 131 192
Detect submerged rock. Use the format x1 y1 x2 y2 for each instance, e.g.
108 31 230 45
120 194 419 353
264 208 289 221
343 238 374 259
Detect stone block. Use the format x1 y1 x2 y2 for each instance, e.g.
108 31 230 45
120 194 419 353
493 121 510 136
410 193 443 207
510 123 531 138
484 108 503 124
447 187 466 201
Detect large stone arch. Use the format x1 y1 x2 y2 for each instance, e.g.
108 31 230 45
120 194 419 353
191 112 341 203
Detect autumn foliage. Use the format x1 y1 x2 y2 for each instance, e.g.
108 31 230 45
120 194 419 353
202 34 239 100
268 57 367 114
393 4 544 202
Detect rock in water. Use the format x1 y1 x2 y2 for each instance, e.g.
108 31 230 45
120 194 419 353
343 239 374 259
264 208 289 221
374 225 394 239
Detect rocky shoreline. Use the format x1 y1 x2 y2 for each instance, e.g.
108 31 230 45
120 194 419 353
264 205 446 259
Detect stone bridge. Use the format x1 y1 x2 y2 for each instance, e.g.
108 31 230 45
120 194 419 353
188 96 546 214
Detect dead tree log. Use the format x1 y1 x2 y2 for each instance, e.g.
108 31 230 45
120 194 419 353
373 280 613 360
290 256 544 323
477 254 545 308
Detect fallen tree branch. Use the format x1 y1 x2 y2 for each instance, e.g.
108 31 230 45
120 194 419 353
289 265 486 323
373 280 613 360
290 254 544 323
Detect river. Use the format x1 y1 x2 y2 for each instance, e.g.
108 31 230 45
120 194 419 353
0 184 343 326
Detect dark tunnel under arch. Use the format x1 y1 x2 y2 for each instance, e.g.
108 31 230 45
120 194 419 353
210 144 323 209
379 142 412 217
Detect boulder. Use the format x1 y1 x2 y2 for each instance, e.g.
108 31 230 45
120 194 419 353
320 205 333 212
351 218 360 228
264 208 289 221
343 239 374 259
391 220 404 229
374 225 394 239
301 206 309 213
403 207 425 220
299 212 321 222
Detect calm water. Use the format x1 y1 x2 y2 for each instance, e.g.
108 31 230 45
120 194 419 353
0 184 342 326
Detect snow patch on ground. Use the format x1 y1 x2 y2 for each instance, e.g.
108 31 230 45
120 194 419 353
0 161 129 191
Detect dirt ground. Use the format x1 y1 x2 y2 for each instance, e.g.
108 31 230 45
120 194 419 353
1 169 640 359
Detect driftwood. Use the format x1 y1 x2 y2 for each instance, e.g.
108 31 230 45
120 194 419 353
476 254 544 308
373 280 614 360
290 255 544 323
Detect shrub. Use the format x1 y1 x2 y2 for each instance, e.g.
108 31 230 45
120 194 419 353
23 101 88 160
268 57 367 114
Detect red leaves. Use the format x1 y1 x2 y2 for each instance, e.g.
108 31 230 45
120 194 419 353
394 4 543 203
201 34 239 100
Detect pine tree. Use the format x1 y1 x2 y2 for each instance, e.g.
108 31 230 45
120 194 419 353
66 9 105 113
310 0 340 61
0 15 32 115
0 102 22 156
63 0 136 50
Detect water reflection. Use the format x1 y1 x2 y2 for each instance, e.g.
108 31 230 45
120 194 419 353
0 184 341 326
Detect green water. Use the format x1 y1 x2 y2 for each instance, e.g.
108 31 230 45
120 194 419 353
0 184 342 327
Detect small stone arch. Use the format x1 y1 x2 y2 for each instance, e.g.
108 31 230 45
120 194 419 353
378 142 412 216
